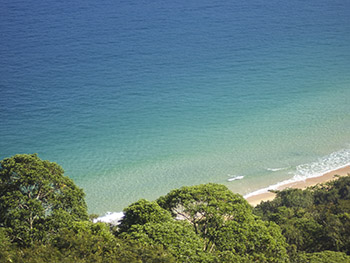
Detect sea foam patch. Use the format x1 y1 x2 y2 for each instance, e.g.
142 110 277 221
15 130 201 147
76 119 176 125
93 212 124 225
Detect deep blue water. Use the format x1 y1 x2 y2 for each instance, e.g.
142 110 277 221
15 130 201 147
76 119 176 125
1 0 350 213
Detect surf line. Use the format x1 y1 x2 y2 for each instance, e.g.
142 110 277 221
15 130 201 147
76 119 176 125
227 175 244 182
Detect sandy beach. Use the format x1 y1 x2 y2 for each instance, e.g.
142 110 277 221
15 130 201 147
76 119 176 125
246 165 350 206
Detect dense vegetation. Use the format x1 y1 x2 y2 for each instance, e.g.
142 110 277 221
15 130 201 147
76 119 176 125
1 154 350 262
254 175 350 262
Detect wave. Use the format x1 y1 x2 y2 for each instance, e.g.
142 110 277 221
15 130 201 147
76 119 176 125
244 148 350 198
227 175 244 181
266 167 289 172
93 212 124 225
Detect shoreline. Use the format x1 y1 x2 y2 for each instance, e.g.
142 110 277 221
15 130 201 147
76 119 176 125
245 165 350 206
94 164 350 224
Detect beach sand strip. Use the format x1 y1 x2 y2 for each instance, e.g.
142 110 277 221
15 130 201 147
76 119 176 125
246 165 350 206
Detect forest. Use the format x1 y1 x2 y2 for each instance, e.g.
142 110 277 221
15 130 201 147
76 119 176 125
1 154 350 262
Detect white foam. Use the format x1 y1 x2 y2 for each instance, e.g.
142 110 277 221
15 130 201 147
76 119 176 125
227 175 244 181
266 167 289 172
93 212 124 225
244 148 350 199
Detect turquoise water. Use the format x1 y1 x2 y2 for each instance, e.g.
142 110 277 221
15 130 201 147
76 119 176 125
1 0 349 214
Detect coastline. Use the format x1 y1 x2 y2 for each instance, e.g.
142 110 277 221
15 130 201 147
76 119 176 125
94 164 350 224
245 165 350 206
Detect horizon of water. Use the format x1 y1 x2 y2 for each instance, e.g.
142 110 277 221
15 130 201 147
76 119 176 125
1 0 349 214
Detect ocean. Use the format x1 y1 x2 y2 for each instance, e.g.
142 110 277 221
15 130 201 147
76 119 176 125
1 0 349 214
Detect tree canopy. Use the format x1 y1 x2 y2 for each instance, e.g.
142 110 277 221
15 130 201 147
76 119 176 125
254 175 350 258
116 185 288 262
156 183 288 262
0 154 88 246
118 199 173 232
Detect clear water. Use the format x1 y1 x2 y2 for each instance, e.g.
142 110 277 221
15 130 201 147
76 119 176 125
1 0 349 214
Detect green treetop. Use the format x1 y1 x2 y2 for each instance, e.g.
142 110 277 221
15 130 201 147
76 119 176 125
0 154 88 246
157 183 289 262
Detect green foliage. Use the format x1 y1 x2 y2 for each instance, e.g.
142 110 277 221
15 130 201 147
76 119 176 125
112 238 176 263
0 155 175 262
157 183 253 247
157 183 288 262
0 154 88 246
118 199 210 262
53 221 115 252
255 175 350 257
254 188 314 220
0 227 13 263
212 251 252 263
8 235 175 263
6 221 175 263
313 175 350 206
297 250 350 263
52 222 122 262
214 219 288 262
118 199 173 232
122 221 210 262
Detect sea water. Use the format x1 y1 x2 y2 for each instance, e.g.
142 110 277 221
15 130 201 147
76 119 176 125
1 0 349 214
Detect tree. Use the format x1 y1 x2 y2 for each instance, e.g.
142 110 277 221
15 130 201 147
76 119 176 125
0 154 88 246
118 199 210 262
254 188 314 221
157 183 288 262
118 199 173 232
156 183 253 247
